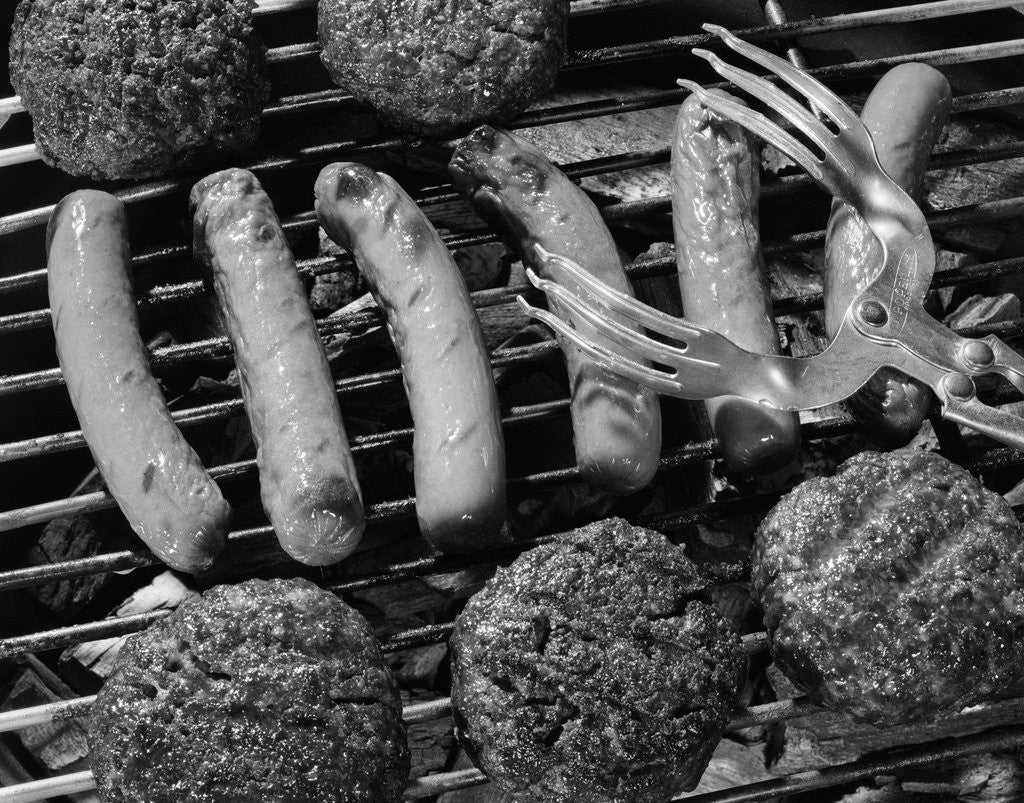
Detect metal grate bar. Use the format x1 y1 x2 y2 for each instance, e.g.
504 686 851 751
3 191 1024 399
5 241 1022 464
952 85 1024 112
115 2 1024 125
232 0 1024 71
2 129 1015 335
0 433 747 532
0 146 670 305
675 725 1024 803
2 42 1023 239
0 415 864 595
4 381 1022 537
0 696 96 734
33 652 1024 747
3 720 1021 803
0 689 812 800
0 611 175 661
769 254 1024 316
0 692 818 736
566 12 1024 71
6 489 1024 661
0 771 94 803
0 693 460 735
0 487 419 535
0 0 664 126
0 330 555 398
254 29 1024 122
2 87 1021 314
0 394 566 464
0 604 769 662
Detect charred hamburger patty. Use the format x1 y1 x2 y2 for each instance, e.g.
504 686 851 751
450 518 745 801
88 578 409 802
318 0 568 136
10 0 270 180
753 448 1024 727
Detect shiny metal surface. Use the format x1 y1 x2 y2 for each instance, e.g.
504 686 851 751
519 27 1024 451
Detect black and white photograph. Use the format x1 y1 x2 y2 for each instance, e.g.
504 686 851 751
2 0 1024 800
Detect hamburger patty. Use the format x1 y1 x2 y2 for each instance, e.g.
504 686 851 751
753 448 1024 726
88 578 409 802
10 0 270 180
450 518 745 801
318 0 568 136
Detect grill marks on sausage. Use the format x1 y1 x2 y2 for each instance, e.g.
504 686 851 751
46 190 229 572
191 168 365 567
314 161 507 554
671 92 800 474
449 126 662 495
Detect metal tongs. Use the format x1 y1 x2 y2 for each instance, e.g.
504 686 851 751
517 24 1024 451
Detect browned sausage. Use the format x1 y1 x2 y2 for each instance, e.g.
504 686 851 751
449 125 662 495
672 91 801 473
824 63 951 447
314 162 507 554
191 169 364 566
47 190 230 572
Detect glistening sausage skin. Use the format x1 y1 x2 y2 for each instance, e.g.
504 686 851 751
672 91 801 474
449 125 662 495
315 162 507 554
47 190 230 572
824 63 951 447
191 169 364 566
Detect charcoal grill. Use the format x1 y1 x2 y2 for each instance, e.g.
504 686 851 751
2 0 1024 799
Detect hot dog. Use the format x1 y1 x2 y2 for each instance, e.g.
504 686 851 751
672 91 801 473
47 190 229 572
314 163 507 554
191 169 364 566
824 63 951 447
449 126 662 495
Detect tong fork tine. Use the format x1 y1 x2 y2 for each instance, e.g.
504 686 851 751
703 23 862 133
684 27 880 196
526 270 692 368
517 247 875 409
677 79 825 183
690 27 935 321
690 46 862 183
523 257 724 371
532 246 711 343
518 247 751 398
517 300 691 398
691 49 836 161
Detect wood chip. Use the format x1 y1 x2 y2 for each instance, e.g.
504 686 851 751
58 572 197 691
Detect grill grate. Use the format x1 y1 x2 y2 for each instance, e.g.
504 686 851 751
2 0 1024 800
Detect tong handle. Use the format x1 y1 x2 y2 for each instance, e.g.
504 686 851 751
986 336 1024 395
939 374 1024 451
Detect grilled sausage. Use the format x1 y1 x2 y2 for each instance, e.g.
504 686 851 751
449 125 662 495
191 169 364 566
824 63 951 447
314 163 507 553
672 92 801 474
47 190 229 572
